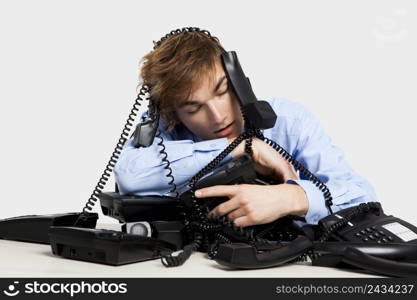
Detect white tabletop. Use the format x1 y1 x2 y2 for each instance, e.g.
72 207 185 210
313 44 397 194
0 224 381 278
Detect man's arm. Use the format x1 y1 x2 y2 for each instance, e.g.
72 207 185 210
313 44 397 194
113 132 233 195
287 105 377 225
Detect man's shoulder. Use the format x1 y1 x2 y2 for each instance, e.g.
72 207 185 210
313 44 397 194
262 97 308 120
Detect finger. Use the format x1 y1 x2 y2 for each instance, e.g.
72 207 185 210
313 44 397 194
233 216 254 228
227 207 246 221
195 185 239 198
209 197 240 217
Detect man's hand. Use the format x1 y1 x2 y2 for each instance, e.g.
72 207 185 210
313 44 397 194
229 137 299 183
195 184 309 227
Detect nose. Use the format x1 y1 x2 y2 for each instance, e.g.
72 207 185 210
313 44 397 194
206 101 226 124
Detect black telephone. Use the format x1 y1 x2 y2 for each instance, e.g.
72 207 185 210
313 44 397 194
309 202 417 277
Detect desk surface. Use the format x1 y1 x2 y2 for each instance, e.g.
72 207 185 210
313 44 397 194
0 224 380 278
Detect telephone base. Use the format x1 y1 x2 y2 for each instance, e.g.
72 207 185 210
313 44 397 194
0 212 98 244
49 226 176 266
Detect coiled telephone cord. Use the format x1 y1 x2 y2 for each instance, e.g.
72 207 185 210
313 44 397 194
295 202 382 263
155 130 179 197
318 202 381 242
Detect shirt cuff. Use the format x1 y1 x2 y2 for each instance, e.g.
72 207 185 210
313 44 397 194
286 179 330 225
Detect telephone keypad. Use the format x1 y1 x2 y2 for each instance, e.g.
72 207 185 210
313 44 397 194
355 226 394 243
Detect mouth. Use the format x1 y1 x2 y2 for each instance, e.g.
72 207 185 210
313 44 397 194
215 121 233 133
214 121 235 137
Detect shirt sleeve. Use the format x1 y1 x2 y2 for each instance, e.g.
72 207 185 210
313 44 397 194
285 105 377 225
113 131 233 196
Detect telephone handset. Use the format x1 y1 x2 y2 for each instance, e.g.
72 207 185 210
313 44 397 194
133 99 159 148
221 51 277 129
310 202 417 277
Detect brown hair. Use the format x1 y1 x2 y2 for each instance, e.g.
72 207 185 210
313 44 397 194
139 29 225 132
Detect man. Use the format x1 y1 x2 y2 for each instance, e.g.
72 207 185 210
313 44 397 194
114 28 376 228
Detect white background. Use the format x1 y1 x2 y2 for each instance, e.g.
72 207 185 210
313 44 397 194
0 0 415 225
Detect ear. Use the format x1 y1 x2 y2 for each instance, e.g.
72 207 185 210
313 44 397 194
165 110 181 132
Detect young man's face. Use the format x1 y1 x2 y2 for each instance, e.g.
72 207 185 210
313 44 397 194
175 60 244 140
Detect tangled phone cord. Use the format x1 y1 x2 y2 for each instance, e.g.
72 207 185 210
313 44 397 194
294 202 382 263
161 232 203 267
318 202 381 242
207 233 233 259
164 124 336 265
153 27 215 50
162 128 276 266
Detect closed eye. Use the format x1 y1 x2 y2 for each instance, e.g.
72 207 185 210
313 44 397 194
187 105 202 114
185 81 229 114
218 82 229 95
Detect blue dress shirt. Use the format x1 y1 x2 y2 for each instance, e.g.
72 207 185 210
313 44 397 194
114 97 377 225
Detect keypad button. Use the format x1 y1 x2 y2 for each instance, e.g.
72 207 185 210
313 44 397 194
366 228 373 233
378 230 385 236
374 233 381 238
360 230 366 235
362 237 369 242
355 233 362 237
368 235 376 240
387 236 394 241
382 238 389 243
